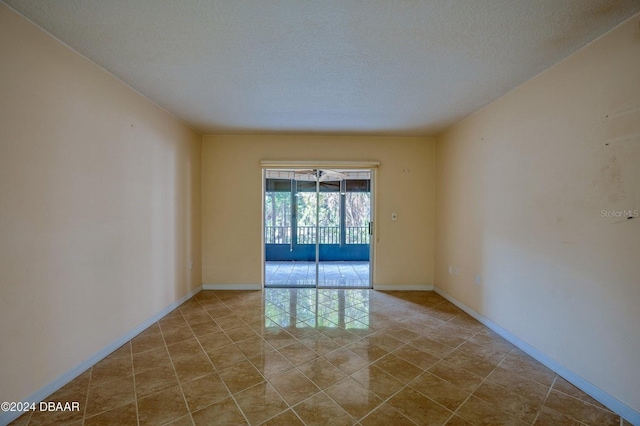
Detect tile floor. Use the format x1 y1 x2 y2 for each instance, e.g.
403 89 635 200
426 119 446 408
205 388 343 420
265 261 370 287
10 289 630 426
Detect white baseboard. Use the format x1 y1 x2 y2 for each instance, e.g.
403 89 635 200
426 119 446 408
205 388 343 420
434 286 639 425
374 284 433 291
202 283 262 290
0 286 202 426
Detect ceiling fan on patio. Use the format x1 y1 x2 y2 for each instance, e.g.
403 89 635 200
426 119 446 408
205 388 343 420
293 169 349 182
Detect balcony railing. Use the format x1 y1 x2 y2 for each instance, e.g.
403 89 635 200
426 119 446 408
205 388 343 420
346 226 369 244
265 226 369 245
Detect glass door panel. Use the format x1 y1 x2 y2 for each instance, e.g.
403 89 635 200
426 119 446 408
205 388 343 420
264 170 317 287
292 176 317 286
317 171 371 288
265 169 372 289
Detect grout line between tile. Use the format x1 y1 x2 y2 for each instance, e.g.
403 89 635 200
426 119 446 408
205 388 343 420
80 365 92 425
130 342 141 426
531 375 558 425
160 309 199 426
248 291 310 426
27 289 618 426
446 351 503 425
212 295 284 425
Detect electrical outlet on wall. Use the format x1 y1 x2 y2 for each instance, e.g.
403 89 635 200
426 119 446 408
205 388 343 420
453 266 459 275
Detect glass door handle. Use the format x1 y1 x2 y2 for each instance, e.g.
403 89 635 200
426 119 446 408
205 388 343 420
368 222 373 235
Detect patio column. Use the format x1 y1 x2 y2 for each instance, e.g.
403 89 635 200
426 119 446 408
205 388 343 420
291 179 297 247
340 187 346 246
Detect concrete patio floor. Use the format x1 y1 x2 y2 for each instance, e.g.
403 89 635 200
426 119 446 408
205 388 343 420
265 261 370 288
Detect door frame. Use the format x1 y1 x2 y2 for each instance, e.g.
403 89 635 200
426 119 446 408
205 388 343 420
260 160 379 289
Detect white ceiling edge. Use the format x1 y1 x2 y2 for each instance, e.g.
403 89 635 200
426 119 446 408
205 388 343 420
0 2 204 136
3 0 640 137
438 10 640 138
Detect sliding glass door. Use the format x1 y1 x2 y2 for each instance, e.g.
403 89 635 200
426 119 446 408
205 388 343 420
264 169 372 288
264 171 317 287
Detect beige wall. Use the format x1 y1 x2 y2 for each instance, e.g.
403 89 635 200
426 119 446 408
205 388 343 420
0 4 201 404
202 135 435 287
435 14 640 411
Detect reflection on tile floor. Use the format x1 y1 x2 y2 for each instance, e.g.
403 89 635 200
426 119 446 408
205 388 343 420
265 261 370 287
11 289 627 426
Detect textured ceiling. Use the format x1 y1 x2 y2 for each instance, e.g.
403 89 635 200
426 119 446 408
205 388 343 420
4 0 640 135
